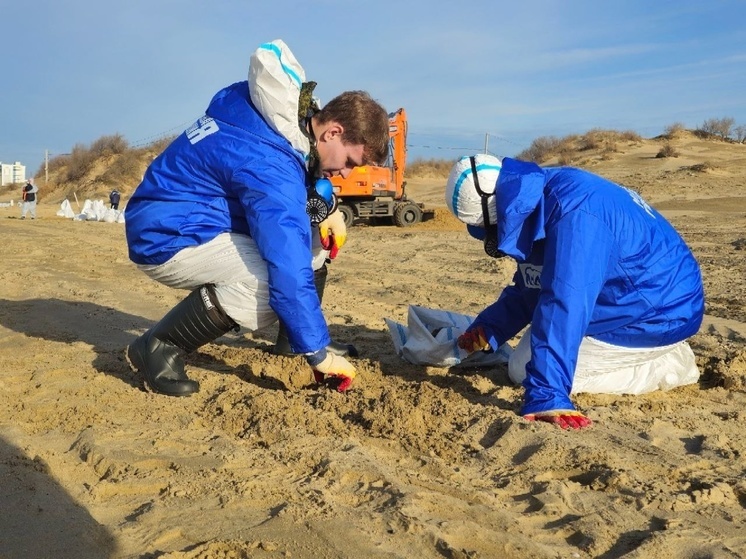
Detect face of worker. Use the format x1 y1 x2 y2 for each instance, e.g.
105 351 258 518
316 123 365 179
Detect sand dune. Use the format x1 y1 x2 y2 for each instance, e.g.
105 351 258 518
1 135 745 558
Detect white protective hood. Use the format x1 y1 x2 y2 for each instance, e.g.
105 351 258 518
248 40 311 158
445 154 502 226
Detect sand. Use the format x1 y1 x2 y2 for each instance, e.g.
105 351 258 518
1 136 745 558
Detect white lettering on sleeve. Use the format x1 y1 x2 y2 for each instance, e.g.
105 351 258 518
186 116 220 145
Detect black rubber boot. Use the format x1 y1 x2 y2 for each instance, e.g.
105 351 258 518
272 265 358 357
127 285 238 396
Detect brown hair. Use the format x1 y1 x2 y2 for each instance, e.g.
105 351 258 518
316 91 389 165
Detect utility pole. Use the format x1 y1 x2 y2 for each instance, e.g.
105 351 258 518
484 133 489 154
45 149 49 184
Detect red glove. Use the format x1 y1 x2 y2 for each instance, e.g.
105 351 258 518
311 352 356 392
319 209 346 260
523 410 592 430
319 233 339 260
457 326 491 353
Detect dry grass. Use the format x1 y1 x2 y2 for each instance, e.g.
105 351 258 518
30 117 741 204
516 129 642 164
405 157 454 179
36 135 174 202
37 136 454 201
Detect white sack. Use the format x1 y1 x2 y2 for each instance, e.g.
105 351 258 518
57 199 76 218
85 199 107 221
386 305 512 367
102 208 118 223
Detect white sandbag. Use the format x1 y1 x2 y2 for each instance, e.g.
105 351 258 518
102 208 118 223
386 305 512 367
57 199 76 218
80 199 94 219
77 199 106 221
508 327 699 394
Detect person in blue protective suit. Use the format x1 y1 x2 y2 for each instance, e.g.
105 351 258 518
124 40 389 397
445 154 704 430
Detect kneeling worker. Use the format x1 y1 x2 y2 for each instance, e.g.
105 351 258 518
445 155 704 429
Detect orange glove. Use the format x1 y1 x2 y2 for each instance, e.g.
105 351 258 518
523 409 592 430
319 208 346 260
457 326 491 353
311 352 357 392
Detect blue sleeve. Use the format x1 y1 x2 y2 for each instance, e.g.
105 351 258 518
234 158 331 354
521 211 613 414
470 270 538 349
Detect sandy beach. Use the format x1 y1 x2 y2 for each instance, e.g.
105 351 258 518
1 133 745 558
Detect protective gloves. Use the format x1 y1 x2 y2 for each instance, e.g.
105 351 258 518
308 350 357 392
523 409 592 430
319 208 347 260
457 326 491 353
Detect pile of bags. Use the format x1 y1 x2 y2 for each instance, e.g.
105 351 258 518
57 199 125 223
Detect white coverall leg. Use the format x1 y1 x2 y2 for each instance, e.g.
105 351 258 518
136 231 328 330
507 326 700 395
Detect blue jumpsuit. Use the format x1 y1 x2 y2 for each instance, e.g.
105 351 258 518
125 80 330 354
465 158 704 414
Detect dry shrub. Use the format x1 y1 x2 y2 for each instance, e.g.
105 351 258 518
90 134 129 157
579 129 623 153
699 117 735 140
46 153 70 174
405 158 454 179
147 135 177 155
515 135 563 163
735 125 746 143
656 143 679 158
557 149 576 166
664 122 687 138
687 161 716 173
693 129 720 141
66 143 98 182
101 150 143 185
619 130 643 142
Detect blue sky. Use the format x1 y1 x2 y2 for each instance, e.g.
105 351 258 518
2 0 745 176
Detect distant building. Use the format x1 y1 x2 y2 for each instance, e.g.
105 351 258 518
0 161 26 186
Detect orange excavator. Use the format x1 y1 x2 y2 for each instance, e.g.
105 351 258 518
329 108 434 227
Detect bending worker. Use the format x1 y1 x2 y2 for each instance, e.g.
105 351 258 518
124 39 389 396
445 155 704 429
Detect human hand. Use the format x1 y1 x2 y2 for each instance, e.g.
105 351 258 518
310 352 357 392
319 208 347 259
523 409 592 430
457 326 491 353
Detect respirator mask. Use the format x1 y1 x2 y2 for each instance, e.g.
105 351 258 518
297 81 336 224
306 177 337 224
469 156 505 258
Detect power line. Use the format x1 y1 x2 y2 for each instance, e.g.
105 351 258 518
130 117 199 148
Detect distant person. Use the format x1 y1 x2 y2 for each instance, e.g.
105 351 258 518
445 155 704 430
124 39 389 397
21 179 38 219
109 189 121 210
